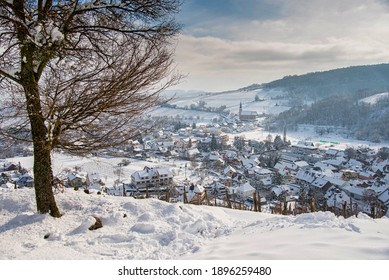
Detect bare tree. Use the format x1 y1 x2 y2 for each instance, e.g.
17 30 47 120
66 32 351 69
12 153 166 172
0 0 182 217
362 189 377 207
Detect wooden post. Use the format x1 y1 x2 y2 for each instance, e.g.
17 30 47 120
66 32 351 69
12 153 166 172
342 201 347 218
183 186 188 204
311 198 317 212
225 190 232 208
204 190 210 206
253 192 258 212
355 203 358 217
283 199 287 215
323 200 328 212
293 201 297 215
371 205 375 219
165 188 169 203
258 193 262 212
146 185 149 198
349 197 353 216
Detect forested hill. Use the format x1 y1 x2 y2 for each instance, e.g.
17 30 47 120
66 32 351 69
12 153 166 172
259 63 389 143
261 63 389 100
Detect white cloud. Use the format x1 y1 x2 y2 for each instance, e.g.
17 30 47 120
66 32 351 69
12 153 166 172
173 0 389 91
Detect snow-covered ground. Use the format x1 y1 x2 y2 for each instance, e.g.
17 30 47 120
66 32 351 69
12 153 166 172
1 188 389 260
159 88 291 116
359 92 389 105
232 124 389 150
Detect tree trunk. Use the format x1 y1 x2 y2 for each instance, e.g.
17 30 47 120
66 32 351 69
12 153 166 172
21 52 61 218
33 139 60 217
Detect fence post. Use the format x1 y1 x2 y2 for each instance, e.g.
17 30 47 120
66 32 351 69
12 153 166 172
165 188 169 203
283 199 287 215
342 201 347 218
349 197 353 216
311 198 317 212
204 190 210 206
225 190 232 208
323 200 328 212
253 192 258 212
183 186 188 204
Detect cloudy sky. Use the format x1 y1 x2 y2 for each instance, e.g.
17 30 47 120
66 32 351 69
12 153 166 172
173 0 389 92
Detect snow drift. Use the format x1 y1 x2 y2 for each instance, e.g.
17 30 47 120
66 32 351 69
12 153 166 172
1 188 389 260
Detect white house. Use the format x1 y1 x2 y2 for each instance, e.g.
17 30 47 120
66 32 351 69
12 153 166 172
235 182 256 198
131 166 173 188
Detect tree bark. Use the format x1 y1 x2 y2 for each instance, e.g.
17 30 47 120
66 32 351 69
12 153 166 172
20 46 61 218
32 138 60 217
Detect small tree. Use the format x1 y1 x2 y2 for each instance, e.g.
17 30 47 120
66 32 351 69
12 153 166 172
0 0 182 217
272 172 283 185
362 189 377 207
210 134 218 151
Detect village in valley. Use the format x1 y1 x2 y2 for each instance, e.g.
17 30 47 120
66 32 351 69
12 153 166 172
2 101 389 220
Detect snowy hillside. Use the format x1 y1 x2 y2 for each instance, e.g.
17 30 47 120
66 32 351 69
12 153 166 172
159 88 290 116
1 188 389 260
360 92 389 105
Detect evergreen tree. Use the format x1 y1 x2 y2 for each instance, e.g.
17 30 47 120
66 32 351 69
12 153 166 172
210 134 218 151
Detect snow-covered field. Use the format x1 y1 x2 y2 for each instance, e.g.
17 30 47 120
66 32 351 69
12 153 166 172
159 88 291 115
360 92 389 105
1 188 389 260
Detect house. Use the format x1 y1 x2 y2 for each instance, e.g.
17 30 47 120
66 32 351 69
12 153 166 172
185 148 200 160
270 184 300 200
292 141 317 153
16 173 34 188
207 181 227 196
274 162 297 176
295 161 310 170
224 150 239 164
295 170 316 187
88 172 104 185
3 162 18 172
372 159 389 174
234 182 255 199
67 172 90 188
325 186 351 211
131 166 173 188
311 176 332 193
342 184 371 201
252 167 273 180
223 165 236 177
176 184 205 204
326 149 340 159
358 170 376 181
106 183 137 196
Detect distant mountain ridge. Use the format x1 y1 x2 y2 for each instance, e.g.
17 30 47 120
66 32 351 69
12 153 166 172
241 63 389 100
